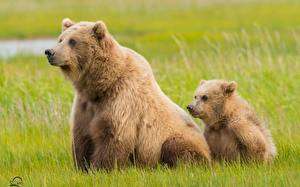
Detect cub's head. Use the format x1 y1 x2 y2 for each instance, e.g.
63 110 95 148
45 18 113 81
187 80 237 123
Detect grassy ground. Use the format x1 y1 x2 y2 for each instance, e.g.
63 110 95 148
1 0 300 186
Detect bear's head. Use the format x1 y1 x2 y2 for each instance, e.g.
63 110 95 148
45 18 125 95
187 80 237 125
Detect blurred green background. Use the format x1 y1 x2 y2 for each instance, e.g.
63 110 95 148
0 0 299 186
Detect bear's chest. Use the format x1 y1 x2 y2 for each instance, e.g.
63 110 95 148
205 127 241 161
71 94 126 140
71 95 102 132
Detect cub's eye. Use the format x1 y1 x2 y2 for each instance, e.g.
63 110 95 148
194 96 197 99
201 95 208 102
58 39 63 43
68 39 76 47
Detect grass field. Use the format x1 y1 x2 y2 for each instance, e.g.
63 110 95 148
1 0 300 186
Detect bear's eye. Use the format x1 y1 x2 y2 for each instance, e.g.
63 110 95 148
194 96 197 100
201 95 208 102
58 39 63 43
68 39 76 47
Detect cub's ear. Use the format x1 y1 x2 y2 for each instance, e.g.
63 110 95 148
93 21 107 39
222 81 237 96
199 80 206 86
62 18 75 31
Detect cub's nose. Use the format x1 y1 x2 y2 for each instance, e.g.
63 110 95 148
187 105 194 112
45 49 55 57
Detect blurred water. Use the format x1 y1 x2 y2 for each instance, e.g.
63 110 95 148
0 39 56 58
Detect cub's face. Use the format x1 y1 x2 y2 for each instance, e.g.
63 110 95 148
45 18 108 80
187 80 237 123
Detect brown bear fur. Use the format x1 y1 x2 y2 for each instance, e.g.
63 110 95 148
187 80 276 162
46 18 211 171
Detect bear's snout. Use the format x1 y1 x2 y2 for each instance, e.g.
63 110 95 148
187 104 194 112
45 49 55 57
187 104 199 117
45 49 57 65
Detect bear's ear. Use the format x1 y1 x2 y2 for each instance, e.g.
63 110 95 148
199 80 206 86
93 21 107 39
222 81 237 96
62 18 75 31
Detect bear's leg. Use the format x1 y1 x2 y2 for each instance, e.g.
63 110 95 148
230 120 268 162
72 134 94 172
89 120 135 170
90 140 133 170
160 136 210 167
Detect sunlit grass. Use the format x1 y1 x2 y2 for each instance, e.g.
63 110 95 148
1 30 300 186
1 0 300 186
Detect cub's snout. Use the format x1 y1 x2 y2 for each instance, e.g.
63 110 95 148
187 104 194 113
187 104 199 117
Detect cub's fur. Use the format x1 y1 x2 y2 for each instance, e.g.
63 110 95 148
187 80 276 162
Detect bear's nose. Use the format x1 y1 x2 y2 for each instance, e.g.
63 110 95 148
187 105 194 112
45 49 55 57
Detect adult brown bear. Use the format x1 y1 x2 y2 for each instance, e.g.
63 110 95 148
45 18 210 171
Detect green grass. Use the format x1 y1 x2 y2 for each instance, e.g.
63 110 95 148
1 0 300 186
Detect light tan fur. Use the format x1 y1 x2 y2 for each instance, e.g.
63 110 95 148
46 19 210 171
187 80 276 162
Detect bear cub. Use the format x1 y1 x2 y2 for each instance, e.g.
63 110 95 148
187 80 276 162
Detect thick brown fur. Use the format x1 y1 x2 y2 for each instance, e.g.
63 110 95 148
188 80 276 162
47 18 211 171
